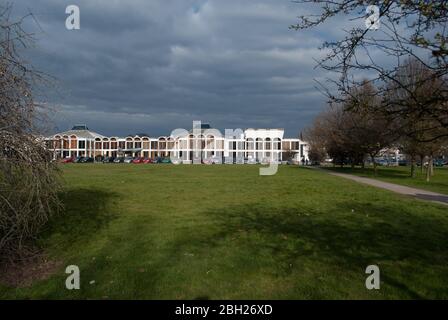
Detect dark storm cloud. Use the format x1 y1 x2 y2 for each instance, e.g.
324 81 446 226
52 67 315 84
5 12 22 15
12 0 357 136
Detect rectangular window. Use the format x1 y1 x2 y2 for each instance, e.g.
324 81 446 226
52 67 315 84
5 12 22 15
78 140 86 149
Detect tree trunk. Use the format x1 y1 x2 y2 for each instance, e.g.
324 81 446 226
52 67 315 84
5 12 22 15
410 157 416 178
371 155 377 177
426 156 431 182
420 155 425 174
429 155 434 177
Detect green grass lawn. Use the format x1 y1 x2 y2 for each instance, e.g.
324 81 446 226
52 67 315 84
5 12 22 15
1 164 447 299
324 165 448 195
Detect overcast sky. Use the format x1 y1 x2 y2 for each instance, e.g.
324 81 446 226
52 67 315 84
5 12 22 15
13 0 359 137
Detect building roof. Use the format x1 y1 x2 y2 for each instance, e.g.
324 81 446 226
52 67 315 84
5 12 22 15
189 122 214 134
53 125 106 140
71 125 89 130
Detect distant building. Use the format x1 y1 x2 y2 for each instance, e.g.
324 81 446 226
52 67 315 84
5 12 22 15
45 122 309 163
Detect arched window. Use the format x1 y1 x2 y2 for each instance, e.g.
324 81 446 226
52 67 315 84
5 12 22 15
274 138 281 150
126 137 133 149
54 135 61 149
102 138 109 150
188 134 195 149
265 138 271 150
158 137 166 150
198 135 205 149
142 137 150 149
246 138 254 150
70 135 77 149
110 138 118 150
256 138 263 150
62 135 69 149
134 137 142 149
167 137 174 150
95 138 102 150
206 135 214 150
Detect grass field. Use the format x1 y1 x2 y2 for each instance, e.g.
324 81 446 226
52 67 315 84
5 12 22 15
1 164 447 299
324 166 448 195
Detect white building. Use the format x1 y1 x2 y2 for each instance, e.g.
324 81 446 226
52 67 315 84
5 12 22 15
46 122 309 164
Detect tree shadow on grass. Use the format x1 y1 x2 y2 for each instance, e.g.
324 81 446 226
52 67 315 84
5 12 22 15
42 188 119 246
0 189 119 290
39 187 447 299
197 201 448 299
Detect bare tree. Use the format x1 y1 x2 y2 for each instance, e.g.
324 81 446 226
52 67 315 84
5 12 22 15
0 4 61 262
305 104 360 168
345 81 395 175
385 58 446 180
291 1 448 140
305 81 394 175
384 58 447 142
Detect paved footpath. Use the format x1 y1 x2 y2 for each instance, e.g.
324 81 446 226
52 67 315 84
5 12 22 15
319 169 448 206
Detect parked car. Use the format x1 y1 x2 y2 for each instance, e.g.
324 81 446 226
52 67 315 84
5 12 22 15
160 158 171 164
61 156 75 163
235 157 245 164
80 157 94 163
142 158 152 164
171 158 182 165
376 159 389 166
210 157 222 164
73 156 84 163
202 158 213 165
132 157 144 164
245 158 257 164
398 159 408 166
114 157 124 163
124 156 134 163
434 159 445 167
